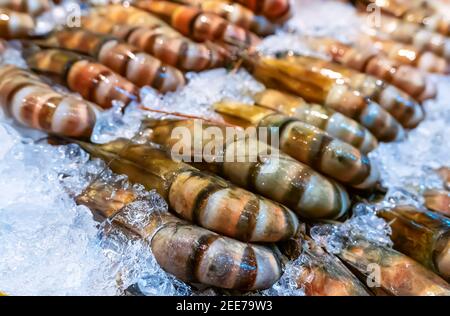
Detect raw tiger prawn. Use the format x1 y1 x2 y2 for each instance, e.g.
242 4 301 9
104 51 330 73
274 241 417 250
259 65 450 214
305 37 439 101
76 139 301 243
81 11 227 71
140 118 351 220
35 28 186 92
76 176 283 291
171 0 277 36
278 53 425 129
0 65 99 137
213 102 380 190
378 205 450 281
25 48 140 109
134 0 261 48
245 55 405 142
280 236 371 296
0 8 35 39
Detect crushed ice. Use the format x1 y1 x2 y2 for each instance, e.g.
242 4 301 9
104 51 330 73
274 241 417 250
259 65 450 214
0 121 191 295
91 68 264 144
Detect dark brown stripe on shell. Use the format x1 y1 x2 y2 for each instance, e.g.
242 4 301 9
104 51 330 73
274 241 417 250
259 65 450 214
235 195 259 241
232 246 258 290
188 12 204 36
39 96 59 130
176 41 189 69
348 154 372 186
187 171 227 225
309 134 334 171
152 65 167 91
186 233 219 283
282 166 312 213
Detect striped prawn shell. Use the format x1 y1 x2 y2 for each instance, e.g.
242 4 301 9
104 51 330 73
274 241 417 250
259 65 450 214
281 55 424 128
258 113 380 189
144 119 350 220
0 8 35 39
182 0 277 36
254 89 378 153
38 29 186 92
230 0 292 23
342 72 424 128
378 206 450 281
324 84 404 142
81 15 226 71
251 57 404 142
77 179 283 290
361 37 450 75
168 168 300 242
26 48 140 109
0 0 51 16
339 241 450 296
280 237 370 296
0 65 98 137
140 213 283 290
311 38 437 101
135 1 261 47
85 140 300 243
373 14 450 60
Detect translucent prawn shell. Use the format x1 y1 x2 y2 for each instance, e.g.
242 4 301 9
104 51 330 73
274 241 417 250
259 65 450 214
78 140 301 243
253 89 378 153
248 56 405 142
213 102 380 190
279 54 425 129
378 206 450 281
142 118 351 220
339 241 450 296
